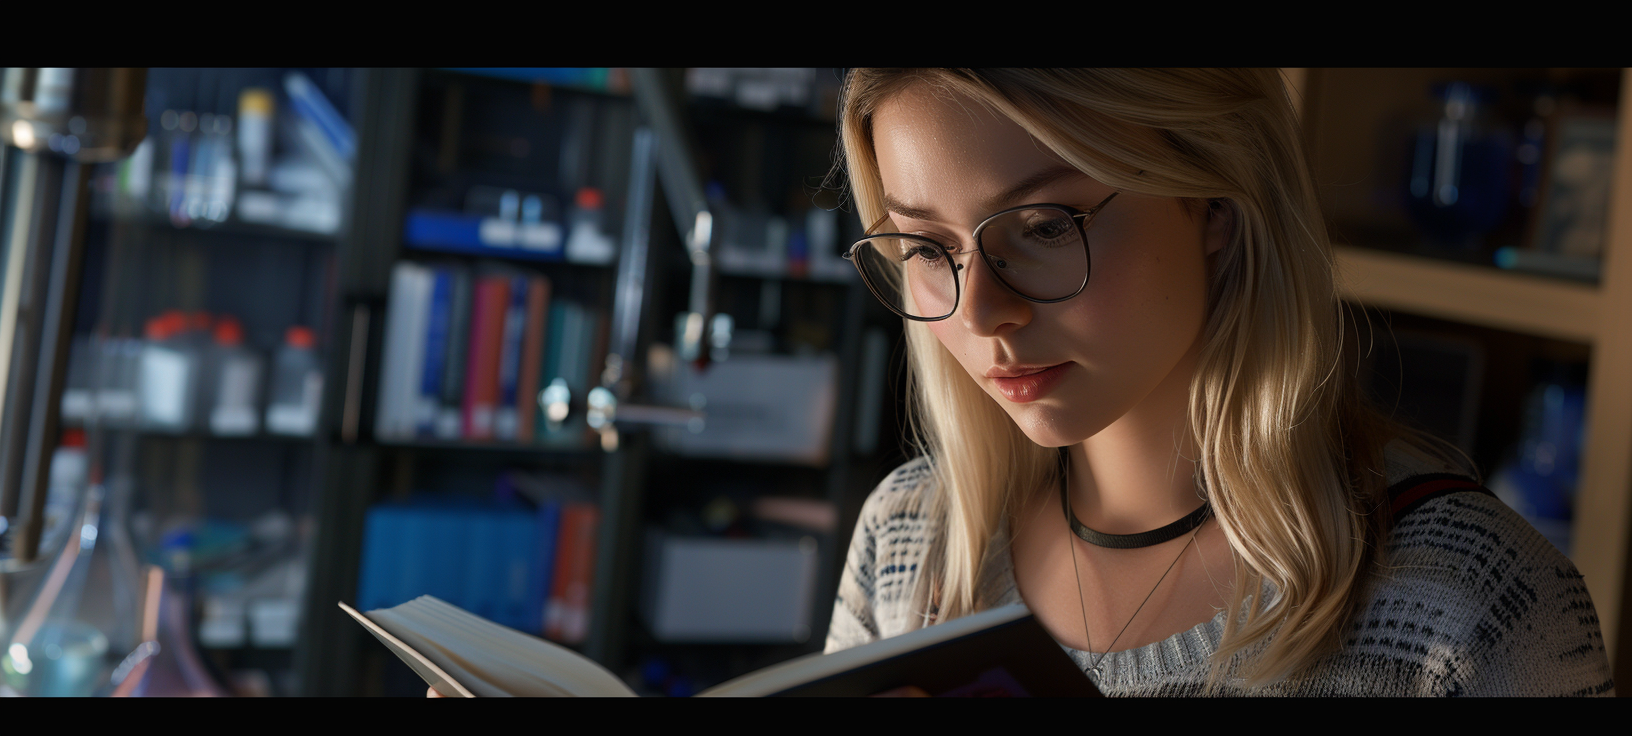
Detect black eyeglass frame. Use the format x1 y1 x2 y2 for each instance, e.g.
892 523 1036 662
842 191 1120 322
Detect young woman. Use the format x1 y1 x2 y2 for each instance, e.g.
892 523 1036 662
823 68 1616 696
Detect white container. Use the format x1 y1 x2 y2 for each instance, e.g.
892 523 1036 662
207 317 263 436
640 529 818 643
655 352 838 465
138 312 196 432
265 326 322 436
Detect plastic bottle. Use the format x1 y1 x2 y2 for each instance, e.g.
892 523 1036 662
138 312 196 432
185 312 216 430
564 187 615 264
207 317 263 436
265 327 323 436
237 89 274 189
35 430 88 561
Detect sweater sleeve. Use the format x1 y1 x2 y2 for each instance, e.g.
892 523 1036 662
823 477 886 654
1383 492 1616 696
823 457 936 654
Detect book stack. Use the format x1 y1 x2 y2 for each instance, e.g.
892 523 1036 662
353 481 600 644
375 261 605 446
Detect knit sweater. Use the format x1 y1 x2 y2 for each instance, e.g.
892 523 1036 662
824 442 1617 696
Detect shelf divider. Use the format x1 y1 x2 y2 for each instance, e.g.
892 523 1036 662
1576 69 1632 664
1333 244 1601 344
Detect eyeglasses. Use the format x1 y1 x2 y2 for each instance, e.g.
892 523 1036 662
843 192 1118 321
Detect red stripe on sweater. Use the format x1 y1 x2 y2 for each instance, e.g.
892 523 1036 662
1391 478 1481 517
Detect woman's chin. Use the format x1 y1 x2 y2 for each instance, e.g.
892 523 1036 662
1003 405 1096 449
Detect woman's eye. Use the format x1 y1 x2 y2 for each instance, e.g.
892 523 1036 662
905 243 948 265
1024 217 1073 241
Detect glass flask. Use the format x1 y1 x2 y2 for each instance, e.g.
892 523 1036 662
1 456 149 697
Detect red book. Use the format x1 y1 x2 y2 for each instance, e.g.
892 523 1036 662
544 503 599 644
462 275 511 440
515 275 551 443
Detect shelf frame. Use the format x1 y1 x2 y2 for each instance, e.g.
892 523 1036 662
1306 68 1632 665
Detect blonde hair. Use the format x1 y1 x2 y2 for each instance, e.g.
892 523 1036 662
835 68 1467 689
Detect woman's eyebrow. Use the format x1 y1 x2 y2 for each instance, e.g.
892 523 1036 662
881 165 1089 223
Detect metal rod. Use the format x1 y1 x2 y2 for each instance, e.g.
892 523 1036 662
14 157 89 563
628 68 720 366
0 150 51 527
606 127 657 394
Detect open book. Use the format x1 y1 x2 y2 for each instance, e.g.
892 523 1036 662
340 596 1099 697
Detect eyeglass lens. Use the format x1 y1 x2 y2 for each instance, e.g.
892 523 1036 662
854 207 1087 320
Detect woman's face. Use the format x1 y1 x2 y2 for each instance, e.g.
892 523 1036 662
871 84 1228 447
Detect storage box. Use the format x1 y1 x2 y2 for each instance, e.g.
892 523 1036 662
640 529 818 643
653 352 837 466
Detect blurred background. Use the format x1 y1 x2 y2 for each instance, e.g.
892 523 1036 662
0 67 1627 697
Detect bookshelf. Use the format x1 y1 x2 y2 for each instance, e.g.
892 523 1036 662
1287 68 1632 668
287 68 895 696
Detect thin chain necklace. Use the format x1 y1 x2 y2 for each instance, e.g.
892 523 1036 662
1059 450 1206 678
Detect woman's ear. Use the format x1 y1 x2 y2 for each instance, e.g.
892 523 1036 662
1204 199 1232 256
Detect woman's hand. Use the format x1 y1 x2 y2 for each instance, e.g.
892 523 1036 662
427 686 444 698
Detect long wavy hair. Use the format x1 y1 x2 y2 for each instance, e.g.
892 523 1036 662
834 68 1468 688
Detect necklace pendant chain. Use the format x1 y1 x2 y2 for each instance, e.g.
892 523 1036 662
1060 448 1205 678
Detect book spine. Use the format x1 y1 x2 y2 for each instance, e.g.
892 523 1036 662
528 500 563 635
438 266 472 439
460 278 490 439
463 276 509 440
536 300 571 443
543 503 581 641
404 267 433 441
463 507 501 621
356 504 399 609
397 504 432 606
417 268 453 438
544 302 586 447
546 503 599 644
376 263 418 439
515 275 551 444
494 275 528 442
501 509 536 631
427 504 469 609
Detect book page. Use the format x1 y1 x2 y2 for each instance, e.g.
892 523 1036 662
339 602 483 697
366 596 635 697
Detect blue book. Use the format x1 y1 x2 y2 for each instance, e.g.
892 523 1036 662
495 275 529 441
396 503 434 609
497 509 538 631
463 507 503 621
427 501 472 609
356 503 404 609
282 70 355 161
527 500 564 635
418 268 454 438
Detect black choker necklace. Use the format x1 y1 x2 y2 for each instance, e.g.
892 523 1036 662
1058 448 1211 549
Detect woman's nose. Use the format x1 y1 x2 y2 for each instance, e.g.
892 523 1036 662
956 251 1031 336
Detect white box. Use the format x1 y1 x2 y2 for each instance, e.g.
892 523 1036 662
655 352 837 465
640 529 818 643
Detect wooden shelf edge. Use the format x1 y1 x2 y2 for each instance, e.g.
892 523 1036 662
1332 245 1601 344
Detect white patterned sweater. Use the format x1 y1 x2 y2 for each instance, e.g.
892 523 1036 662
823 442 1617 696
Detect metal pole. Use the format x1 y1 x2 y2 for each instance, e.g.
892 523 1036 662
0 68 147 564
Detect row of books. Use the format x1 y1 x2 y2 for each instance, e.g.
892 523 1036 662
376 260 605 445
354 487 600 644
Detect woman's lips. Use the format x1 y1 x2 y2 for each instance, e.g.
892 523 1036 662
990 363 1070 403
